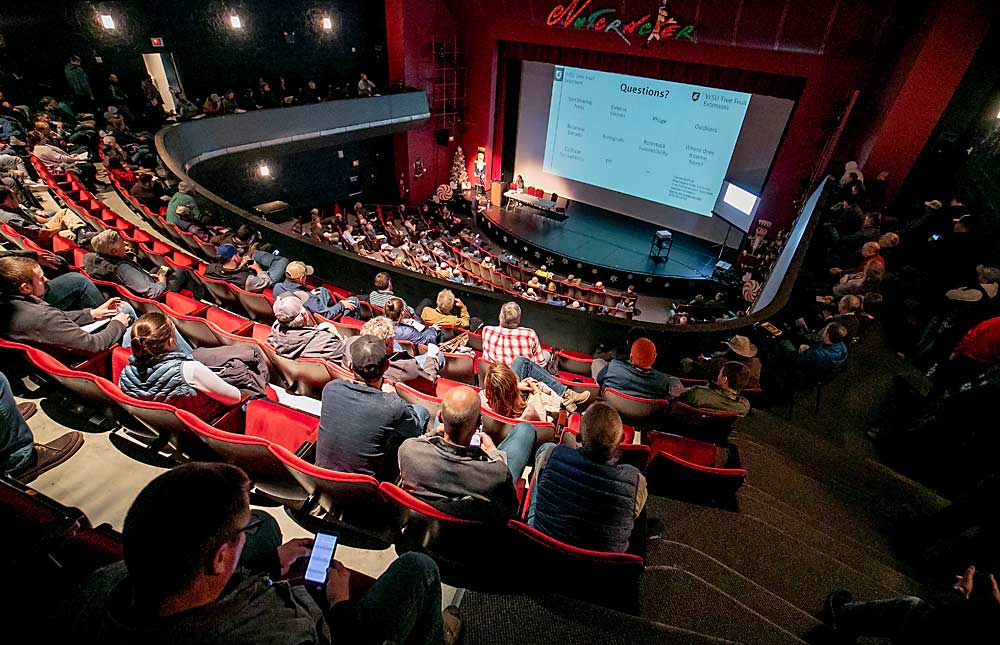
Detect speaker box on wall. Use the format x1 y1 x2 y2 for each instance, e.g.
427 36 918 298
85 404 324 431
434 128 453 146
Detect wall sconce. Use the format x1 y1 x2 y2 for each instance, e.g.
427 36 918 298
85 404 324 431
100 14 116 30
258 163 270 177
322 16 333 30
229 15 242 29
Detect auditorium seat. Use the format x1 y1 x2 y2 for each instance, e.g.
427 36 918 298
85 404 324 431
644 431 746 504
231 284 276 322
666 401 741 446
270 444 405 549
556 349 595 377
193 270 242 308
602 388 670 433
393 382 442 419
380 482 509 590
506 519 644 613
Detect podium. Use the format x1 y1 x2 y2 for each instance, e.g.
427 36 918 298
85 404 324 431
649 229 672 262
490 181 503 207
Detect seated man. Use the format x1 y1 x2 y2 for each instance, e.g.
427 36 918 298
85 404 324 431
593 337 684 399
0 256 131 360
1 247 104 311
348 316 442 391
59 463 458 644
419 288 475 330
368 271 402 310
397 385 535 520
165 180 200 227
796 322 849 380
84 229 202 300
272 261 359 320
681 335 763 390
0 186 89 243
674 361 752 416
317 335 430 481
269 294 348 364
203 244 278 293
935 316 1000 391
528 403 646 553
481 301 548 367
1 371 83 483
129 172 168 212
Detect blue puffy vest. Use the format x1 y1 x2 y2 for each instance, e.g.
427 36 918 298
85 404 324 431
529 445 640 553
118 351 227 420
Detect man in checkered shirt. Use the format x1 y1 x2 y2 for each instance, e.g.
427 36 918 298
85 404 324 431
482 302 548 366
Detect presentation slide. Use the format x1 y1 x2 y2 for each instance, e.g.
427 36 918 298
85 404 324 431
542 66 751 217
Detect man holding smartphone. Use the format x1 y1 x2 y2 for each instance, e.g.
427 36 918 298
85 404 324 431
60 463 460 644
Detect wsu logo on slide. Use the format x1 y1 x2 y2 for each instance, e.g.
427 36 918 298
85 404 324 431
691 91 701 102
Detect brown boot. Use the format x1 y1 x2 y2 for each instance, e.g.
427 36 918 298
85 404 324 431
560 389 591 413
9 432 84 483
16 402 37 421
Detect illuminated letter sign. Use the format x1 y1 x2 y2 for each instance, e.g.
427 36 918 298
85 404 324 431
546 0 696 46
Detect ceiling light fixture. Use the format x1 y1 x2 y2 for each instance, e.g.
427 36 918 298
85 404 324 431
322 16 332 30
258 163 270 177
100 14 115 30
229 15 242 29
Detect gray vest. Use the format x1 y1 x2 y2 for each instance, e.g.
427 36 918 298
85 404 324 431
119 351 227 420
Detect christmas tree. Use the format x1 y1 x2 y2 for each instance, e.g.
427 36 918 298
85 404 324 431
449 146 469 188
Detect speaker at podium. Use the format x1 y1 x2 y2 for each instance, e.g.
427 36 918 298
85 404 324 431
649 229 673 262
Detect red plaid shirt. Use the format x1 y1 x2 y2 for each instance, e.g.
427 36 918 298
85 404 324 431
482 325 546 366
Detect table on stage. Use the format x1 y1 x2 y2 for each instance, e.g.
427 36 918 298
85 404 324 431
504 190 558 214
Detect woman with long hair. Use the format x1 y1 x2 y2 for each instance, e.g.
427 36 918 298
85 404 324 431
118 313 268 417
480 361 559 422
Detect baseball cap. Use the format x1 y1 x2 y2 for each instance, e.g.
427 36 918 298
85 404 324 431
216 244 238 261
285 261 315 280
349 335 387 380
272 294 304 323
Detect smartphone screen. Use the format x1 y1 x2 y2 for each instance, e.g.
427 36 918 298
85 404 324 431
304 532 338 584
470 431 482 447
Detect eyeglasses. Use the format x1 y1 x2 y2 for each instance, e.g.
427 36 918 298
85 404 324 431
233 517 265 539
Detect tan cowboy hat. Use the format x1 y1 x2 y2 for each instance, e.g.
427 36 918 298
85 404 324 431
723 335 757 358
924 200 943 210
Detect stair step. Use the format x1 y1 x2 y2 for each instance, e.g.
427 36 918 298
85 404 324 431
648 541 824 638
640 566 807 644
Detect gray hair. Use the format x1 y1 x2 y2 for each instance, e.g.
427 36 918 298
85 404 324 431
360 316 395 343
90 229 122 255
177 181 195 194
499 301 521 328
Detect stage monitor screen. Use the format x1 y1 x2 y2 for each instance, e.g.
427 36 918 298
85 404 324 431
542 65 750 217
713 181 760 234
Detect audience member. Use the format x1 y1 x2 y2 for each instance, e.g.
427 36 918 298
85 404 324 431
129 173 168 212
316 335 429 480
528 403 645 552
795 323 849 380
384 297 437 346
119 313 268 416
481 301 548 366
935 316 1000 390
823 566 999 643
60 463 458 644
368 271 399 309
350 316 443 390
268 294 348 364
674 361 751 416
592 337 683 399
166 181 200 227
419 288 477 330
480 361 561 421
272 261 359 319
397 385 535 520
0 256 130 359
0 371 83 482
681 336 763 389
84 230 203 300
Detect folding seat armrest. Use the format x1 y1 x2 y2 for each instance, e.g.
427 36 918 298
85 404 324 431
295 440 317 461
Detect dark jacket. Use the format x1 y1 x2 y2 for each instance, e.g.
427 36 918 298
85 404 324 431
316 379 425 481
83 253 165 299
59 561 330 644
398 434 518 521
269 323 346 363
204 262 253 288
528 444 642 553
0 294 125 360
596 359 682 399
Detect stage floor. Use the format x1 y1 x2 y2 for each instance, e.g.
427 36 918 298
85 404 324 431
483 201 719 279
